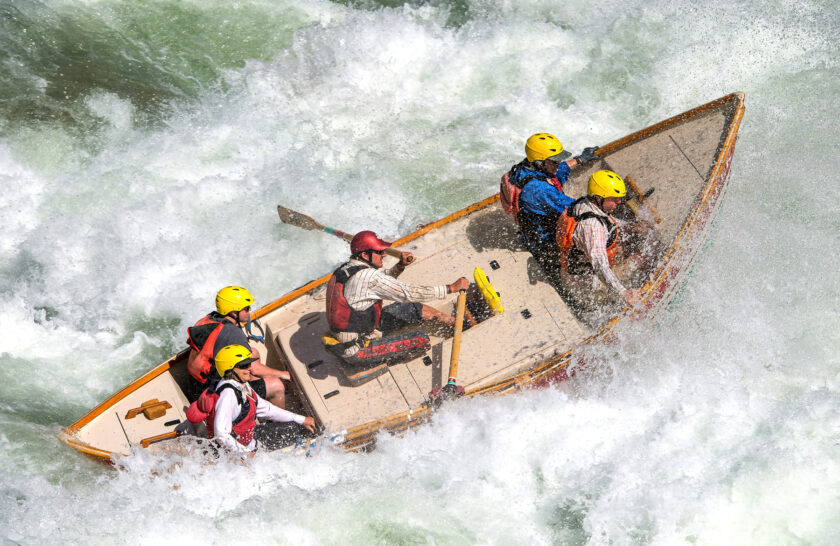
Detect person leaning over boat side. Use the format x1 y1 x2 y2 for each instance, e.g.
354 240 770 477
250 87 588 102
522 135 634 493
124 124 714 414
556 170 660 307
324 230 470 368
210 345 315 455
500 133 600 279
186 286 290 408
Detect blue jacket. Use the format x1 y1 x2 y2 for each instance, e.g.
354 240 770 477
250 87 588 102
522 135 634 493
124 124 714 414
510 161 575 255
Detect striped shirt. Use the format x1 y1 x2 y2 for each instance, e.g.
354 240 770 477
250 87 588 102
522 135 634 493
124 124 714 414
335 259 448 352
570 199 628 295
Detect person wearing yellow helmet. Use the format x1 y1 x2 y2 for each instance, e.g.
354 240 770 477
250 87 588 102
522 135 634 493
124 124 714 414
500 132 600 277
186 286 292 409
199 345 315 454
555 170 661 307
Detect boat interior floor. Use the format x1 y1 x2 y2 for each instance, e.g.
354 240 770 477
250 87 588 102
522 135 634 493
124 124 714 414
264 205 593 433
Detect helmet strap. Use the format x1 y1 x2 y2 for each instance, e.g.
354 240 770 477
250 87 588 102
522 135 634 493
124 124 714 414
354 251 377 267
246 315 266 343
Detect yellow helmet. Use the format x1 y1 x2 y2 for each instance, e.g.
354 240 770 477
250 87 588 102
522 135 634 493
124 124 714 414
525 133 568 162
588 170 626 199
214 344 257 378
216 286 254 315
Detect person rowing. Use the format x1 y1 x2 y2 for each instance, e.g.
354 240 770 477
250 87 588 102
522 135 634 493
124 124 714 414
324 230 469 369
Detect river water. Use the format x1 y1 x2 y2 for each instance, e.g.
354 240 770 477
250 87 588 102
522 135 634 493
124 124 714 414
1 0 838 543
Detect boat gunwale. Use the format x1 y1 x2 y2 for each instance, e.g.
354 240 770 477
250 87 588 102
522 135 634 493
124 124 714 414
60 92 745 459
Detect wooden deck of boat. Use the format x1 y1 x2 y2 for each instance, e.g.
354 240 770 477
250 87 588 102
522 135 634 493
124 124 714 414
262 204 590 432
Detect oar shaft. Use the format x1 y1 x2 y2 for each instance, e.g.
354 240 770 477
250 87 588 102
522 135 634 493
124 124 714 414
447 290 467 385
278 205 407 259
324 227 353 242
625 175 662 224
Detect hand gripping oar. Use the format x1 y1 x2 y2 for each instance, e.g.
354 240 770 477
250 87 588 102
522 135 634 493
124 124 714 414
277 205 411 261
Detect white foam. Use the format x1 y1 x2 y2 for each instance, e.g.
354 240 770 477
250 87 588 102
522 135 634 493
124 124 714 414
1 0 839 542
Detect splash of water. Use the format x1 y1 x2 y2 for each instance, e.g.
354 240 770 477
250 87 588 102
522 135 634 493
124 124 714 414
1 0 838 543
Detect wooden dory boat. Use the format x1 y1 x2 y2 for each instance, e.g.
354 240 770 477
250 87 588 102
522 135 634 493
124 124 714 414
61 92 745 462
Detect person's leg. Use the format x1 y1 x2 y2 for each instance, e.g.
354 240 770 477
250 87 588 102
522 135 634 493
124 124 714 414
248 365 287 408
533 245 566 288
380 302 428 330
246 341 292 408
382 301 458 335
248 377 287 409
420 304 455 326
185 375 208 403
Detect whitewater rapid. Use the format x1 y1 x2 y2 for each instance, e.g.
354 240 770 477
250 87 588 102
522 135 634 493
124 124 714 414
0 0 838 543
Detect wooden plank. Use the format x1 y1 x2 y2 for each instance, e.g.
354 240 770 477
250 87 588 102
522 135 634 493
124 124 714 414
387 364 426 408
76 372 188 454
274 314 413 431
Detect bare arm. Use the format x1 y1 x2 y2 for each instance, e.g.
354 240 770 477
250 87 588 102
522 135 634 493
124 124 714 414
256 397 315 433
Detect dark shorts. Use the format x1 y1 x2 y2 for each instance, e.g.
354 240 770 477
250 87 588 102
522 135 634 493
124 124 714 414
185 376 266 402
248 378 267 399
379 302 424 333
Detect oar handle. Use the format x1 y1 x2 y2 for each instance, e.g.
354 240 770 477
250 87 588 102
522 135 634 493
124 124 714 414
446 290 468 385
625 175 662 224
385 247 409 260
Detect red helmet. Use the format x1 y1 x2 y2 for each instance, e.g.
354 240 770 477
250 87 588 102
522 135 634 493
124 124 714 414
350 230 391 255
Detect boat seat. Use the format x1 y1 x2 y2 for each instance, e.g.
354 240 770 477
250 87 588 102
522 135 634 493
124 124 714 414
274 312 413 431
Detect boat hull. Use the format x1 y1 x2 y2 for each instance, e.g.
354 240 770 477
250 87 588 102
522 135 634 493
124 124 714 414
61 93 745 461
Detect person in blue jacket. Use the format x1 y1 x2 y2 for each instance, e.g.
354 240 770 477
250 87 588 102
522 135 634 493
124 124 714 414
504 133 600 278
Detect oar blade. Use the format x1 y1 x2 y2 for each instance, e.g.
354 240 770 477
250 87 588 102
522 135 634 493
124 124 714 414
277 205 324 232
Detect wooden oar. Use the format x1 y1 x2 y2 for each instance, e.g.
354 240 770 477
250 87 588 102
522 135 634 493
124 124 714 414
442 289 468 397
277 205 408 260
625 176 662 224
140 430 180 448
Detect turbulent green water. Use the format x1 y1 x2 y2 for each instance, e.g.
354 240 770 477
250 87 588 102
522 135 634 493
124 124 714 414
1 0 838 543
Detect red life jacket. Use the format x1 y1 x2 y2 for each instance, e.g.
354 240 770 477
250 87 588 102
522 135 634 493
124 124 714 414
186 313 226 383
556 201 619 275
326 263 382 334
186 383 258 446
500 160 565 224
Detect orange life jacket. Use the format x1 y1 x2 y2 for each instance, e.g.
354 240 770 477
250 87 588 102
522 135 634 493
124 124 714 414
556 203 619 275
186 313 226 383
